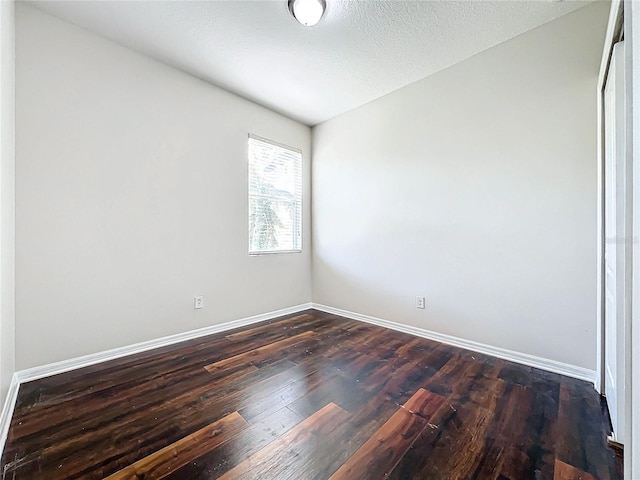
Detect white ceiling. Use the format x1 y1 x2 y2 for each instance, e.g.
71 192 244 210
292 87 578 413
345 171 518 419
29 0 594 126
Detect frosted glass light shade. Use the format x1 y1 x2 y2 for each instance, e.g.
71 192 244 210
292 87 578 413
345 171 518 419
288 0 326 27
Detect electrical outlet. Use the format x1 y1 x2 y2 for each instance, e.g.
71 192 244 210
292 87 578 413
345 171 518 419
416 296 426 309
194 296 204 309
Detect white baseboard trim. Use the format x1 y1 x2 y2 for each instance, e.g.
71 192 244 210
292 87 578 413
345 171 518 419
0 374 20 460
312 303 597 384
0 301 596 459
17 303 312 384
0 302 312 457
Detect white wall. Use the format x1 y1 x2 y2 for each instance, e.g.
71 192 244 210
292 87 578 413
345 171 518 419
15 5 311 370
0 0 15 399
312 2 609 370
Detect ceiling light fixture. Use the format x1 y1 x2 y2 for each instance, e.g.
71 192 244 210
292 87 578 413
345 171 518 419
288 0 326 27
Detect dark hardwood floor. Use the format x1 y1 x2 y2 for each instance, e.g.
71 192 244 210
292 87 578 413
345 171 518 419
0 309 622 479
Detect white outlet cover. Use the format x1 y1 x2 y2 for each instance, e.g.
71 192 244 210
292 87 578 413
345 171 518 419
416 296 426 309
194 296 204 309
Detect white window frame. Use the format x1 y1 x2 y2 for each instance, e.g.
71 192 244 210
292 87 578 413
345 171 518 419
248 134 302 255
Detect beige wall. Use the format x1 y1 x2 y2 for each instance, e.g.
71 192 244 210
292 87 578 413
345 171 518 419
15 5 311 370
1 0 15 399
15 2 609 373
312 2 609 370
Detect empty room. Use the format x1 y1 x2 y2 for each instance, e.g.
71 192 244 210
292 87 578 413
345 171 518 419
0 0 639 478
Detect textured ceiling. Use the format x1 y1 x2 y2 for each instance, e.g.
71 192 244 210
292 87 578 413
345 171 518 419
30 0 593 126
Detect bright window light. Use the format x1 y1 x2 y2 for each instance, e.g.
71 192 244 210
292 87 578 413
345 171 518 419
248 135 302 254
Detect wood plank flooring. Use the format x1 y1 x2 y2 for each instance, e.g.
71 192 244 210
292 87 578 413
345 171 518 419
0 309 622 479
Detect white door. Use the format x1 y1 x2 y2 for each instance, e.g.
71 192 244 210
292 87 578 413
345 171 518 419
604 41 627 444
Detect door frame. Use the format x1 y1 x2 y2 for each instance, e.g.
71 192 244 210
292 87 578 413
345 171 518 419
597 1 640 478
596 0 624 397
626 3 640 479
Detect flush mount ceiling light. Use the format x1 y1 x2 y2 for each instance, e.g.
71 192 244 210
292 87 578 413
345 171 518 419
288 0 326 27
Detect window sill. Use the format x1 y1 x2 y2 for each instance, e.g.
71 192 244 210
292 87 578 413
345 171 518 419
249 250 302 256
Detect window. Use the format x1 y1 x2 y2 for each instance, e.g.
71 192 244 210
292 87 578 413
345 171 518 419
248 134 302 254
